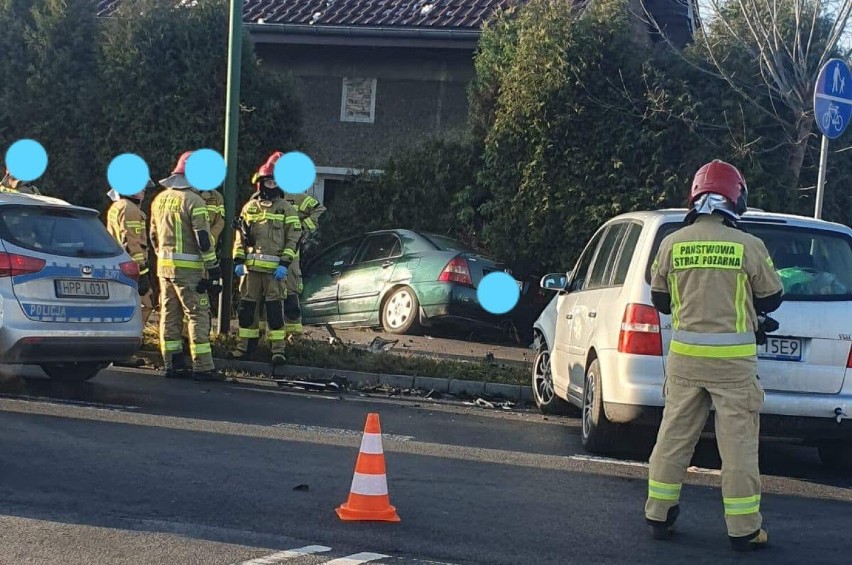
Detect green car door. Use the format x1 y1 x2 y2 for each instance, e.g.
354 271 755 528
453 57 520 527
300 236 362 324
337 232 403 323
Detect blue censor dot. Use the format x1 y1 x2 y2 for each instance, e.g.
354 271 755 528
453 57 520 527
5 139 48 182
477 272 521 315
108 153 150 196
274 151 316 194
185 148 226 191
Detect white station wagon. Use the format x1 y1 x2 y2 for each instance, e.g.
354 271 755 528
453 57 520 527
531 209 852 472
0 193 144 381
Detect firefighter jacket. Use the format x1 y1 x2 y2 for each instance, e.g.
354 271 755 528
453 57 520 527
201 190 225 248
651 214 783 384
150 187 218 280
0 178 41 195
233 196 301 274
284 193 326 234
107 197 150 275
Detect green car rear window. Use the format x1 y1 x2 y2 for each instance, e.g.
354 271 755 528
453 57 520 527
422 233 474 253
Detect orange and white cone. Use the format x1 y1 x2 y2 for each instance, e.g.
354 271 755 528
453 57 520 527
336 413 401 522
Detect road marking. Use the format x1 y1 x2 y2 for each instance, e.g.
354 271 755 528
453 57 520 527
322 553 390 564
569 455 721 475
0 394 138 411
236 545 331 564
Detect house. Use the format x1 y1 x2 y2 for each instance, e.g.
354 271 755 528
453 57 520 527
98 0 698 205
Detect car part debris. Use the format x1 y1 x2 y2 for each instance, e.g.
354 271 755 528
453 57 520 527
368 336 399 353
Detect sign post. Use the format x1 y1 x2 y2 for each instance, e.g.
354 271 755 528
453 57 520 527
813 58 852 219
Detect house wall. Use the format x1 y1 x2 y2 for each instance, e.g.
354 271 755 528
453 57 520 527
255 43 474 171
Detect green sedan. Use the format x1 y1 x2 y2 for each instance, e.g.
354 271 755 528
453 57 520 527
300 229 528 335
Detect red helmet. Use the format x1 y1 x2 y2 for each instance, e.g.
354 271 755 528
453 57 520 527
689 160 748 214
264 151 284 168
172 151 193 175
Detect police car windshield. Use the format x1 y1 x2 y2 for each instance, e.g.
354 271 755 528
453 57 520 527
646 221 852 301
0 206 122 259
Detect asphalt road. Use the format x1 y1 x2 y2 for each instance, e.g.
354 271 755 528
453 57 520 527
1 367 850 565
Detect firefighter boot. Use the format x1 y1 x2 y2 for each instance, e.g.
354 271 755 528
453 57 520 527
646 505 680 541
730 529 768 552
165 353 191 379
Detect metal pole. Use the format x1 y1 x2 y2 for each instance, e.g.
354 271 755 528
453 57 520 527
217 0 243 334
814 135 829 219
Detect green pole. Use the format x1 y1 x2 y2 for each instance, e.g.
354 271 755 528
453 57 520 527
217 0 243 334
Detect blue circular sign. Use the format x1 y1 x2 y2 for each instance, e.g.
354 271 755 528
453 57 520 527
814 59 852 140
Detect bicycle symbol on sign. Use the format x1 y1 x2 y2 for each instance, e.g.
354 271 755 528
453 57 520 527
822 103 844 133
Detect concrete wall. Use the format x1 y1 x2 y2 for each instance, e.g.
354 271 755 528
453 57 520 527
255 43 474 171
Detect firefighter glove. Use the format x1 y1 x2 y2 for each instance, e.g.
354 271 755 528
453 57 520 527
273 265 288 281
235 263 247 277
207 264 222 281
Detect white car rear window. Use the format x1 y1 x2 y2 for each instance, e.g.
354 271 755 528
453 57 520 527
647 220 852 301
0 206 122 259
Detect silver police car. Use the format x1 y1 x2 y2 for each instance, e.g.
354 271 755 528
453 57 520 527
0 193 143 381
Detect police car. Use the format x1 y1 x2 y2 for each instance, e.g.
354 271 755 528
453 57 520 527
532 209 852 473
0 193 143 381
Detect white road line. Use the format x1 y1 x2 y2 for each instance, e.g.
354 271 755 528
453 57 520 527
569 455 721 475
321 553 390 565
236 545 331 564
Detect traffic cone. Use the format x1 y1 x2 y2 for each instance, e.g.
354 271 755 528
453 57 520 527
336 413 401 522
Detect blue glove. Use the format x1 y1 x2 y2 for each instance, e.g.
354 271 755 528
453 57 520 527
234 263 247 277
274 265 288 281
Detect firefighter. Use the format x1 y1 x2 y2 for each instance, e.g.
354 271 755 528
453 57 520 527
150 151 223 381
255 151 326 338
178 186 225 360
106 180 156 324
1 168 41 195
201 187 225 318
231 160 302 369
645 160 783 551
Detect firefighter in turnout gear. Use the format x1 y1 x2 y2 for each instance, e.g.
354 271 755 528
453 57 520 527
1 168 41 195
255 151 326 338
106 180 155 325
231 160 302 368
150 151 223 381
645 160 783 551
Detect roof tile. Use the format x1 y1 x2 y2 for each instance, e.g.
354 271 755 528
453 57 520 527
97 0 516 29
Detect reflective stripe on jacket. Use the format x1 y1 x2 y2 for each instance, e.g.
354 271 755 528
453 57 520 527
233 197 301 274
107 198 150 274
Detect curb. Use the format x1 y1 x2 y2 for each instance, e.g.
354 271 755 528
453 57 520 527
133 350 533 403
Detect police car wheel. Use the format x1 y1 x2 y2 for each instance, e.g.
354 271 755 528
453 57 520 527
581 358 619 454
40 362 106 383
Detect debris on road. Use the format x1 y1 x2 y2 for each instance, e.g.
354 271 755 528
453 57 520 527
464 396 516 410
368 336 399 353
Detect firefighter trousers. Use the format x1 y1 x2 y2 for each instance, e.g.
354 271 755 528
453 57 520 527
283 254 303 336
646 376 765 537
236 270 288 356
140 288 155 326
158 277 214 372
